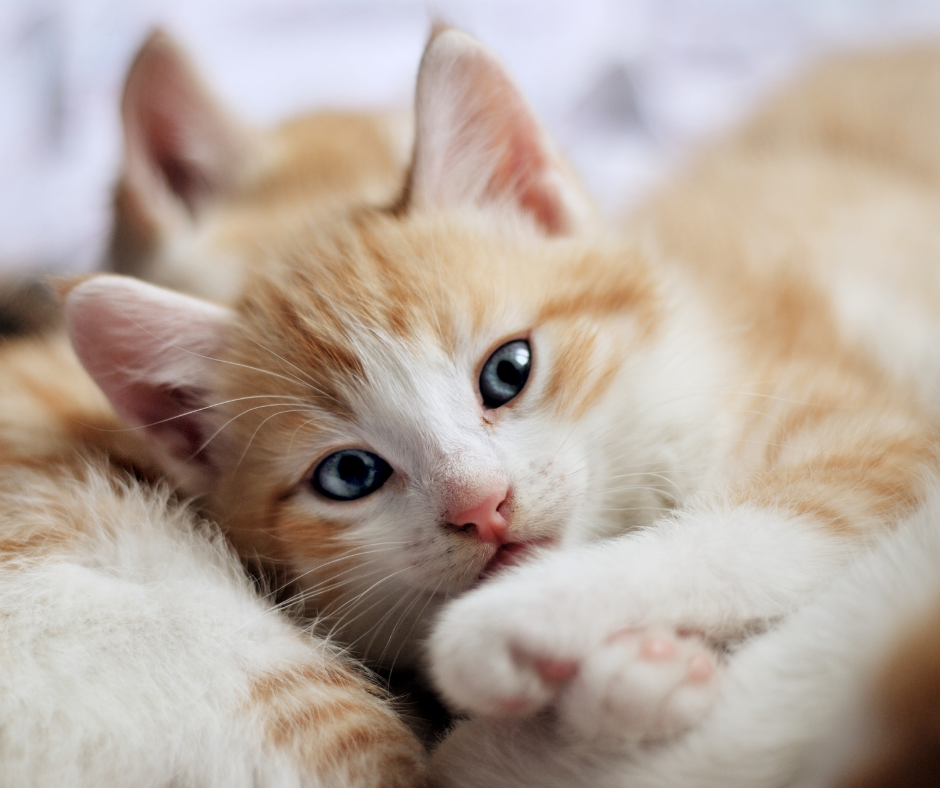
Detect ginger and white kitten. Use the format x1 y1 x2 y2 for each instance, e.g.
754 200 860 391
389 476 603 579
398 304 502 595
70 27 940 780
0 326 425 784
109 30 412 303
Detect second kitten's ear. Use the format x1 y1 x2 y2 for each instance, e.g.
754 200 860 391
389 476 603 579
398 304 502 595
118 30 254 230
64 275 234 493
405 28 595 235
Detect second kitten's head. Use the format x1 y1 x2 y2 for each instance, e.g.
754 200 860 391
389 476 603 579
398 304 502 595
68 30 706 665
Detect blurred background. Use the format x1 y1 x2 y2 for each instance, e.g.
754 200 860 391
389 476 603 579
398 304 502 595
3 0 940 275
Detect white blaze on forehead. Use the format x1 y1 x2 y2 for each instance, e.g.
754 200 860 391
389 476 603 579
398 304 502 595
342 325 482 460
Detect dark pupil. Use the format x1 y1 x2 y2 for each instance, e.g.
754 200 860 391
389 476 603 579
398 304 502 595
313 449 392 501
338 454 367 483
497 359 523 386
480 339 531 408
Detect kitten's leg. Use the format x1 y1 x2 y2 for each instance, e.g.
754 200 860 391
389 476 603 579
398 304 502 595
245 655 427 788
430 502 852 743
431 491 940 788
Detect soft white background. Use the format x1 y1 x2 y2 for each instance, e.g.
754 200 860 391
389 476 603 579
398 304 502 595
3 0 940 274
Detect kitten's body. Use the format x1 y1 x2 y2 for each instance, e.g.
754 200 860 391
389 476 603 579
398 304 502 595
0 34 426 786
638 45 940 410
427 43 940 785
66 31 940 786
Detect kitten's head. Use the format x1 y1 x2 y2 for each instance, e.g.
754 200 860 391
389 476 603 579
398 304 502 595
70 30 702 665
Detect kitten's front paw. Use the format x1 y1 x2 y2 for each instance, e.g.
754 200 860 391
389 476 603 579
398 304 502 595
429 565 721 744
557 628 719 743
429 570 591 717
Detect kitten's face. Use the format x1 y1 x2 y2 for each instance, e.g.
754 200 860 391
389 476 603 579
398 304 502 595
203 212 671 660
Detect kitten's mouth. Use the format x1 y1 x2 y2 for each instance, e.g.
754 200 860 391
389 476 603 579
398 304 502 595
480 539 554 580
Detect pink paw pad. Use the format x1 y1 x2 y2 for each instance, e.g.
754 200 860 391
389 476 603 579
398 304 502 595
687 653 715 683
534 658 579 683
639 635 678 661
557 627 721 744
607 628 717 687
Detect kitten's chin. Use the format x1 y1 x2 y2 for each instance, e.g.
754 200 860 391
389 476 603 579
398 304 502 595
479 539 556 581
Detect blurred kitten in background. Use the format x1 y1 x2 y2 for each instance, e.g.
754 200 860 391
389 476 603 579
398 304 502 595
108 30 412 303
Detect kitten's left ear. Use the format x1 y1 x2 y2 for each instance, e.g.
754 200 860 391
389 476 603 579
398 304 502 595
63 275 234 494
115 31 255 242
404 28 596 235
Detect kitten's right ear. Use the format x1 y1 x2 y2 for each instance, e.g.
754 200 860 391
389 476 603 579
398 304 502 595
402 28 596 235
116 30 254 237
63 275 234 494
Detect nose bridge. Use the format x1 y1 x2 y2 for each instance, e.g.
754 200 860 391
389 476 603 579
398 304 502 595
436 450 505 511
370 352 512 541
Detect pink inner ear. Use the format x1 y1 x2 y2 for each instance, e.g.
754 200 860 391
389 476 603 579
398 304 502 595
409 29 592 235
139 99 214 212
112 382 213 468
65 275 232 479
480 91 567 235
121 31 246 217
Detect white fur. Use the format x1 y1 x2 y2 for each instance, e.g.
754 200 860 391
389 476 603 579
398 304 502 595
431 483 940 788
0 459 350 787
271 265 734 668
429 502 851 724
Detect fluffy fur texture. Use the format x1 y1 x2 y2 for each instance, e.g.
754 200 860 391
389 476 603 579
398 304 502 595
431 482 940 788
0 338 427 784
66 28 940 785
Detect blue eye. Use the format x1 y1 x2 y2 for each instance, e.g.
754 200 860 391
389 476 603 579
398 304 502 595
479 340 531 408
313 449 393 501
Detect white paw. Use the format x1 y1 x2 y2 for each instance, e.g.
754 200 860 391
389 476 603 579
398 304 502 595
557 628 719 743
429 562 721 743
428 560 603 718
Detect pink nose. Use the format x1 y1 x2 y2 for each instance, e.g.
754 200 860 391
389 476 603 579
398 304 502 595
448 486 510 547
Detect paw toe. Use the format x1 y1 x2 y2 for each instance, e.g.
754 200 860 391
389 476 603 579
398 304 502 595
534 657 579 683
557 628 720 744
